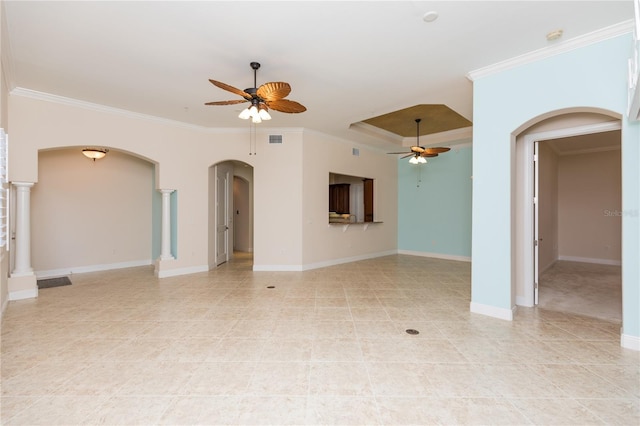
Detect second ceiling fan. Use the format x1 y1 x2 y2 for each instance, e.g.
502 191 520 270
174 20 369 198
205 62 306 123
387 118 450 163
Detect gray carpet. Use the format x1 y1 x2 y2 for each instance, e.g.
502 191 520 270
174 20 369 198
538 261 621 323
37 276 72 289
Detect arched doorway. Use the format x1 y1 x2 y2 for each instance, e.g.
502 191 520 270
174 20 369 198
514 111 622 323
208 160 253 269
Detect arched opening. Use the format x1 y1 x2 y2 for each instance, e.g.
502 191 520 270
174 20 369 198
513 110 623 325
28 147 157 278
208 160 253 269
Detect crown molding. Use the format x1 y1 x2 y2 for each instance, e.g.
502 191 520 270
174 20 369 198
467 20 635 81
10 87 226 132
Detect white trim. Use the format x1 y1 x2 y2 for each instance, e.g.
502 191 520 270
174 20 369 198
558 255 621 266
398 249 471 263
8 288 38 301
515 296 532 308
156 264 208 278
253 264 304 272
467 20 634 81
36 259 152 279
621 333 640 351
470 301 515 321
254 250 398 272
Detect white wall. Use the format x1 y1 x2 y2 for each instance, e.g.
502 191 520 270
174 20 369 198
31 148 154 276
558 149 622 263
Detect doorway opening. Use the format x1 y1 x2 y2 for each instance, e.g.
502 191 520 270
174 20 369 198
208 161 253 269
515 115 622 324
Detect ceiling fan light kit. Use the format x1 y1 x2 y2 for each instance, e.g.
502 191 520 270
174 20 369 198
387 118 450 164
206 61 306 123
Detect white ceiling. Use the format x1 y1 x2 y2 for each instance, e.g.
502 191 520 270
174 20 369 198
2 1 634 151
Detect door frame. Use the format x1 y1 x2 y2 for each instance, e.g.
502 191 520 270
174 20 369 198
519 120 622 307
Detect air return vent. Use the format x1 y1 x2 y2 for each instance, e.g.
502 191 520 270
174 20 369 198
352 148 360 156
269 135 283 144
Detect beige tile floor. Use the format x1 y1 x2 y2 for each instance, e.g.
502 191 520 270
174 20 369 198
1 254 638 425
539 261 622 323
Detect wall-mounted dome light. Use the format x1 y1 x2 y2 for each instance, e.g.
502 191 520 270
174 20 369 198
82 147 109 161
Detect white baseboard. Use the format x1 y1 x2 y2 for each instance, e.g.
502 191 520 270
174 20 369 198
253 264 303 272
621 333 640 351
398 249 471 262
156 265 209 278
9 288 38 301
253 250 398 272
1 297 8 315
558 255 621 266
36 259 153 279
470 301 515 321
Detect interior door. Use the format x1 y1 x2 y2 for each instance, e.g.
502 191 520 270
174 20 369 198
533 141 540 305
215 164 233 266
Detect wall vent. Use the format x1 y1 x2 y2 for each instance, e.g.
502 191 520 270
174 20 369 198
269 135 283 144
352 148 360 156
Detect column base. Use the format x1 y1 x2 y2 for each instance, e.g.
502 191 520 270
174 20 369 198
154 257 175 277
8 274 38 301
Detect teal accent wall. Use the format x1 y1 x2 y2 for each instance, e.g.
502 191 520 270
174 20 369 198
472 33 639 339
170 190 178 258
151 171 161 260
398 146 472 257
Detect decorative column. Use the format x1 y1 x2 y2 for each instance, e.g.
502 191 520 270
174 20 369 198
159 189 175 260
12 182 34 275
8 182 37 300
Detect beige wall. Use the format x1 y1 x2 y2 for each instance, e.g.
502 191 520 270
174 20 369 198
8 93 398 276
302 130 397 267
32 148 154 276
558 149 622 263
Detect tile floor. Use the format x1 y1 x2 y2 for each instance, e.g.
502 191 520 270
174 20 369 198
539 261 622 323
1 254 638 425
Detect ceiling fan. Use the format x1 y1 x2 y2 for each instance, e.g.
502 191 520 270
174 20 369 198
387 118 450 164
205 62 306 123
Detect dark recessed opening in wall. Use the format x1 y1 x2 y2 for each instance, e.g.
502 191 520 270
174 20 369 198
329 173 373 223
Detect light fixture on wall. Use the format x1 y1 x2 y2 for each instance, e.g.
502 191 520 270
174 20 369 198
82 147 109 161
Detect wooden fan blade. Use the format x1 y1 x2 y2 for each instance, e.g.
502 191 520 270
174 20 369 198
410 146 425 153
257 82 291 101
266 99 307 113
205 99 249 106
400 153 414 159
209 79 252 100
421 152 438 157
424 147 450 154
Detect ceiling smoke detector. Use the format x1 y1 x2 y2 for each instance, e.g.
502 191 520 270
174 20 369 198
546 29 563 41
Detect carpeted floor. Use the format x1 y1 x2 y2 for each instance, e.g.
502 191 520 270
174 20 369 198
538 261 622 323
